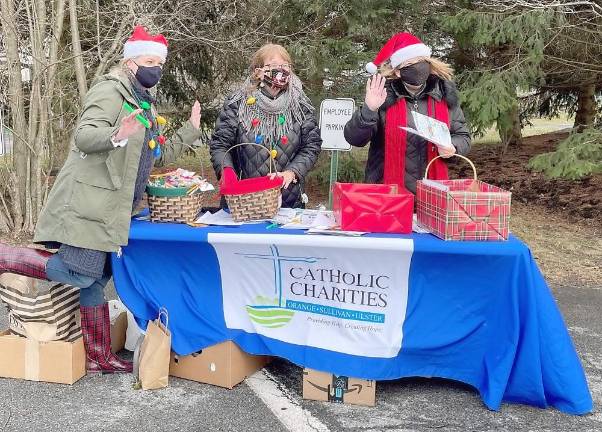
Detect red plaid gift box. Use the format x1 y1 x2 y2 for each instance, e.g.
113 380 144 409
333 182 414 234
416 155 511 241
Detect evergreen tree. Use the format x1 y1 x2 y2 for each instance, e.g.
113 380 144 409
440 5 566 148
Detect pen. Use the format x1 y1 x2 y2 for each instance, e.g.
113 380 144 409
266 223 278 230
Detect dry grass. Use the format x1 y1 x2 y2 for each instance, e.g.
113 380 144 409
511 202 602 287
475 115 574 144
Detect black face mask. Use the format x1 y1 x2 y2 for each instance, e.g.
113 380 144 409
399 61 431 86
134 64 162 88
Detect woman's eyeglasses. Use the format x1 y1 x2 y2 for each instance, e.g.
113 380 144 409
263 63 292 71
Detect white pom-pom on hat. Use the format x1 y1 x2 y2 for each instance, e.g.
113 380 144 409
365 62 378 75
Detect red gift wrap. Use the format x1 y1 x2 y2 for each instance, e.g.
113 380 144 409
333 183 414 234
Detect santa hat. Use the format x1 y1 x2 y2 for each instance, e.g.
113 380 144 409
123 26 168 62
365 32 431 75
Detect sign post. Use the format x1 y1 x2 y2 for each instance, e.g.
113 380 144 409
319 98 355 209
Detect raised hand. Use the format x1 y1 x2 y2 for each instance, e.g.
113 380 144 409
189 100 202 129
364 73 387 112
113 109 145 141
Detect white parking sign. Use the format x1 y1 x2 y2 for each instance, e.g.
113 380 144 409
319 98 355 151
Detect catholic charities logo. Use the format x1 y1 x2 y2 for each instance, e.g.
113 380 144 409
210 233 411 358
239 244 388 329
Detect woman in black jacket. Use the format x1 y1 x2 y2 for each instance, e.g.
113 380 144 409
210 44 322 208
344 32 471 194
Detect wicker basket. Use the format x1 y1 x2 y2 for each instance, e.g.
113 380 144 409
221 143 282 222
146 184 208 223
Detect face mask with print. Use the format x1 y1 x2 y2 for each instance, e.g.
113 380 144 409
262 68 291 89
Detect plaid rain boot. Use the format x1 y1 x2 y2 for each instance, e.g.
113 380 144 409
0 243 52 280
80 303 133 374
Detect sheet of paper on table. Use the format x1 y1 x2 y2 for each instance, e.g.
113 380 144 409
306 228 366 236
400 111 454 150
195 209 243 226
270 208 298 225
279 209 337 230
195 208 300 226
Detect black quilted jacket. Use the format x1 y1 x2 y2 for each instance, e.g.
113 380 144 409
344 76 471 194
209 90 322 208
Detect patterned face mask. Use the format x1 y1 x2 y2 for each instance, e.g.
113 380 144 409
262 68 291 89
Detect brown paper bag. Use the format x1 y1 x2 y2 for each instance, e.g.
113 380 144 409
138 308 171 390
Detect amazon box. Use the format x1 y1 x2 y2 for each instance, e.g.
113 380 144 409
0 330 86 385
169 341 270 389
303 368 376 407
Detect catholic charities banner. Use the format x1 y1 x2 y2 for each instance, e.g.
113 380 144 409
208 234 413 358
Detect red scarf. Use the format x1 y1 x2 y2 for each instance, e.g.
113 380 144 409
383 96 449 192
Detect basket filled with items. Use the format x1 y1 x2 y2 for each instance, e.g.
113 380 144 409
146 168 215 223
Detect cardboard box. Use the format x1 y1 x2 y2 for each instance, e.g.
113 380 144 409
0 330 86 385
110 311 128 353
303 368 376 407
169 341 270 389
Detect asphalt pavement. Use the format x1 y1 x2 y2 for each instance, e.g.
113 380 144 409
0 281 600 432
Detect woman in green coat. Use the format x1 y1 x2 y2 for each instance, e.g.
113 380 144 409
0 26 202 373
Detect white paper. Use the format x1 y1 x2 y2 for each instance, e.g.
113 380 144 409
108 300 127 324
306 228 366 237
412 214 430 234
280 210 337 230
271 208 299 225
195 210 243 226
196 208 287 226
197 182 215 192
311 211 337 229
400 111 453 150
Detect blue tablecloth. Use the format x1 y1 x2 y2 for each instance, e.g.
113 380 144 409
111 220 592 415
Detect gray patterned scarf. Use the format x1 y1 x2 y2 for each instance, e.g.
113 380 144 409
232 75 314 148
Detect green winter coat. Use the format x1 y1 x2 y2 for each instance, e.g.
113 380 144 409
33 72 201 252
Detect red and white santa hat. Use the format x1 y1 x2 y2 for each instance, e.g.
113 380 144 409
366 32 431 74
123 26 168 62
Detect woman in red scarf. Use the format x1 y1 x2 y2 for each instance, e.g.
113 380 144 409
344 33 471 194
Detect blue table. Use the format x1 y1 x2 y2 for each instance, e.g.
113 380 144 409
112 220 593 415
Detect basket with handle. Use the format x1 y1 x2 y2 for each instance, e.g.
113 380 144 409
146 173 210 224
220 143 282 222
416 154 511 241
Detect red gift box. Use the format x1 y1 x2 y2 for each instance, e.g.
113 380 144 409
416 155 511 241
332 183 414 234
